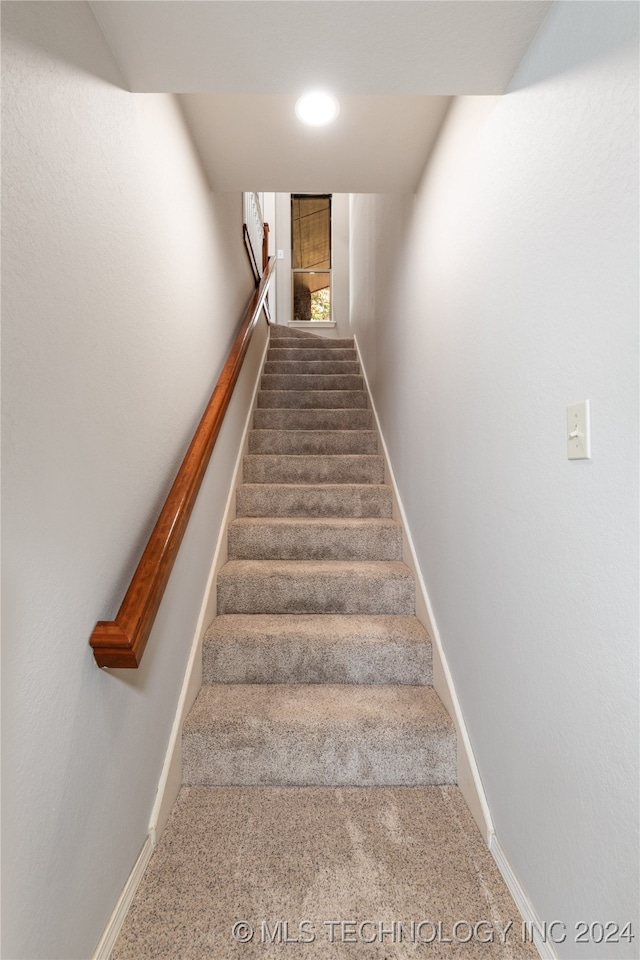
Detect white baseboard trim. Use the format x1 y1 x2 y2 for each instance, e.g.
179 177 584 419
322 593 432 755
148 330 271 841
92 834 155 960
353 335 493 844
489 836 554 960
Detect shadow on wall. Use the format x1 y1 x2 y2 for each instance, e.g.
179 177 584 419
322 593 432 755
509 0 639 92
3 1 127 89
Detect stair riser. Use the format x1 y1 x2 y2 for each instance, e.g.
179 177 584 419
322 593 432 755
203 639 432 686
183 738 455 787
252 408 373 431
264 361 361 375
228 523 403 561
258 391 369 409
183 684 454 787
248 431 378 456
267 349 357 362
243 455 385 484
235 485 393 518
269 338 355 348
261 374 364 391
217 571 415 615
269 327 324 340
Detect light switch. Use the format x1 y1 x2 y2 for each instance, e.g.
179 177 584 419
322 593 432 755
567 400 591 460
277 249 285 260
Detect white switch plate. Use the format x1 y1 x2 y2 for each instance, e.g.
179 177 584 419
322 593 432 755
277 249 284 260
567 400 591 460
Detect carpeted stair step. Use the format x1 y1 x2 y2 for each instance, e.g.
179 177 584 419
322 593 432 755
228 517 402 561
248 429 378 455
269 325 320 339
264 359 361 375
235 482 393 518
267 347 357 362
252 407 373 431
182 683 456 786
260 373 364 391
269 326 344 340
182 324 457 808
217 560 415 615
267 337 355 349
257 390 369 409
202 614 432 685
243 454 384 484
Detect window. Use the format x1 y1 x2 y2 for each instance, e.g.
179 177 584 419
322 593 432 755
291 194 331 322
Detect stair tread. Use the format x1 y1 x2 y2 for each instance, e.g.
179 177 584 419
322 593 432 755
228 516 402 560
243 454 385 485
219 559 413 576
229 516 400 529
261 374 364 390
247 429 378 455
264 360 360 373
206 613 429 644
268 337 355 347
258 390 369 408
252 407 372 430
203 614 432 685
236 482 393 518
244 453 383 462
238 481 390 489
250 428 376 437
237 481 390 491
267 348 357 360
217 560 415 615
186 683 450 728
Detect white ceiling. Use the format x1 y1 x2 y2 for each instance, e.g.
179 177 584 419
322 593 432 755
179 94 451 193
89 1 552 191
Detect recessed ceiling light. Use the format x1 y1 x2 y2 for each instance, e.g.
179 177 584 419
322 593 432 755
295 91 340 126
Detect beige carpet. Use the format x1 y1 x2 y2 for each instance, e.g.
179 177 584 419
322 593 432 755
112 786 538 960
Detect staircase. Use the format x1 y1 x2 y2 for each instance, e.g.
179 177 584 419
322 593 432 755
182 325 457 789
112 326 536 960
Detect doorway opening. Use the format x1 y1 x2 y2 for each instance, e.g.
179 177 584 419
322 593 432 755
291 194 332 323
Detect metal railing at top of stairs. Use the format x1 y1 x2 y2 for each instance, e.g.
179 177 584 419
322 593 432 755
243 192 271 322
89 220 275 669
243 191 264 282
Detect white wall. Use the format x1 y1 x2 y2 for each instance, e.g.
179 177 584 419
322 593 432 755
275 192 293 325
1 4 259 958
349 3 638 957
262 191 277 321
332 194 350 335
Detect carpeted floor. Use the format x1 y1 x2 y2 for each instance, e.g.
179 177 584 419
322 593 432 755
112 785 538 960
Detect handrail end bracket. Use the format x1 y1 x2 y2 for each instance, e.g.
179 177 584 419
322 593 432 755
90 621 144 669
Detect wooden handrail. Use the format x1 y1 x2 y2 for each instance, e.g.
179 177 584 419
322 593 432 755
90 255 276 668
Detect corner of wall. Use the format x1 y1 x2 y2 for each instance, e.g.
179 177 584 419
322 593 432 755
488 837 558 960
91 835 155 960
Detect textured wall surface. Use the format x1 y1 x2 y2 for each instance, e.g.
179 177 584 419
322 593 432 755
349 3 638 957
1 3 258 958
